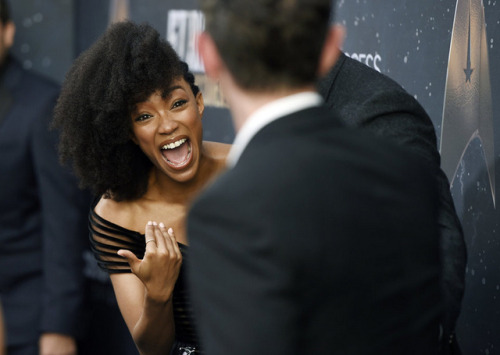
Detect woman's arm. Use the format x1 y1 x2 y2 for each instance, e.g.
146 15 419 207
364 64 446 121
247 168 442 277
112 222 182 355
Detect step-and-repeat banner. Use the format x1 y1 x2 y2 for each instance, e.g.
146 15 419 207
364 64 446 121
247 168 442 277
9 0 500 353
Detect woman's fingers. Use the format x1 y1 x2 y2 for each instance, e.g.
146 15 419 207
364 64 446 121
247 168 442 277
157 223 176 258
117 249 141 273
144 221 181 265
144 221 157 253
152 222 168 251
145 221 180 257
165 226 182 259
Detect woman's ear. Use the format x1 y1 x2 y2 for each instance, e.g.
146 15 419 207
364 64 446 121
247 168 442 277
196 91 205 118
130 133 138 145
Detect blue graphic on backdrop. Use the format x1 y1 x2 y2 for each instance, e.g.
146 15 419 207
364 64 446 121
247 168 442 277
440 0 495 206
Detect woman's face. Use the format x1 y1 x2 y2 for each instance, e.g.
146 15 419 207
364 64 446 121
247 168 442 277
130 78 205 183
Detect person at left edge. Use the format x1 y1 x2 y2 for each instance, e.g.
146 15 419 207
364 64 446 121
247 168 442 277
0 0 90 354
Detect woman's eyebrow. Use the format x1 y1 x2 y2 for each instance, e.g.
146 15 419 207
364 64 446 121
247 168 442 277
165 85 184 96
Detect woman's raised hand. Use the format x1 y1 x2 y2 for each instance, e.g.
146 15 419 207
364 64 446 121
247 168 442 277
118 221 182 302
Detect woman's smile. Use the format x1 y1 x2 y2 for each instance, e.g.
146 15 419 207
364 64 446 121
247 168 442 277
160 137 193 170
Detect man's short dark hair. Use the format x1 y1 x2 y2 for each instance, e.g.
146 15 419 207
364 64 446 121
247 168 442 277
0 0 10 24
201 0 335 91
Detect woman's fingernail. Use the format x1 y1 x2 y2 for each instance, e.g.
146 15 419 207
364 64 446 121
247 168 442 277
159 222 165 228
168 228 173 235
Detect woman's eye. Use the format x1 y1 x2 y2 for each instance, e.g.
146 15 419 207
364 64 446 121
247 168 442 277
172 100 187 109
135 114 152 122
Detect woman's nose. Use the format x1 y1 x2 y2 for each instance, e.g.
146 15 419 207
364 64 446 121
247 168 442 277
158 114 178 134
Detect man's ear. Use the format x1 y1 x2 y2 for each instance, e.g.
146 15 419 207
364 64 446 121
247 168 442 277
2 21 15 50
198 31 223 80
317 24 345 77
195 91 205 118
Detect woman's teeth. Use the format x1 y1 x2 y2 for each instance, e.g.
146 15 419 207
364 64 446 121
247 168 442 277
162 138 187 150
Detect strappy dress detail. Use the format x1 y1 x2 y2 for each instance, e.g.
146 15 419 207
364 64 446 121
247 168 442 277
88 204 201 353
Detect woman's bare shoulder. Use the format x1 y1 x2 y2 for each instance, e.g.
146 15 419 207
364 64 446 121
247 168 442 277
94 196 137 229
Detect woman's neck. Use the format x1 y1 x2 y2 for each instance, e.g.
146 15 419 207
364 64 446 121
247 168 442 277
145 145 224 204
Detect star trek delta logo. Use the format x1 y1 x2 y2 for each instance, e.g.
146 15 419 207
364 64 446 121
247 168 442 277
440 0 495 206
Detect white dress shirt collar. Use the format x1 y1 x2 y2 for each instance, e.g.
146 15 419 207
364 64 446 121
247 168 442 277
226 91 323 168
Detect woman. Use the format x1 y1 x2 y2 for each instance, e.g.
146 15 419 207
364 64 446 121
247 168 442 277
52 21 230 355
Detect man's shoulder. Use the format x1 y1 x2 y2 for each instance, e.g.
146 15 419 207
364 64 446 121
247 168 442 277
19 67 60 95
341 61 413 105
221 119 428 191
336 54 405 93
320 53 425 120
192 123 438 235
4 57 60 97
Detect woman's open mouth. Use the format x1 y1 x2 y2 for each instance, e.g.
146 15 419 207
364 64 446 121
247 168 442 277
160 137 192 169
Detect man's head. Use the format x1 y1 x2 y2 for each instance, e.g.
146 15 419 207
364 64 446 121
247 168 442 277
0 0 15 66
199 0 341 92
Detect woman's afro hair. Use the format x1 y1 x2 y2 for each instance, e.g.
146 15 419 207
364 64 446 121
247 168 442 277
52 21 199 201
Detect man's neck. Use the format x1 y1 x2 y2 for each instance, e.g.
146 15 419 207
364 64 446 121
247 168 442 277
221 75 316 132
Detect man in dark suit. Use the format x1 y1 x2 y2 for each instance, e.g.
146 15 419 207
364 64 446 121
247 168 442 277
187 0 442 354
0 1 89 353
317 53 466 353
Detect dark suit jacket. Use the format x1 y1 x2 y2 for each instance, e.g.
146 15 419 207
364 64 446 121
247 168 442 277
317 53 466 343
0 56 89 346
188 104 442 354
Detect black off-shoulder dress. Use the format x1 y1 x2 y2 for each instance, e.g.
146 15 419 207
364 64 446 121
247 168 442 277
88 204 201 355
